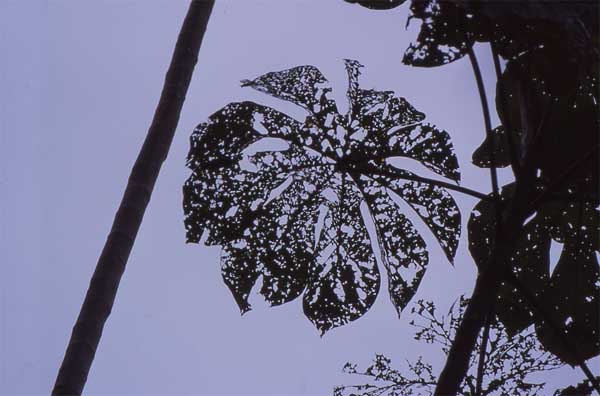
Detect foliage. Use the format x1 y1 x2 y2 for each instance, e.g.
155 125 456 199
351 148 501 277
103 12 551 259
400 0 598 68
346 0 600 370
185 3 599 393
555 377 600 396
469 185 600 364
462 0 600 364
336 297 564 396
184 60 462 334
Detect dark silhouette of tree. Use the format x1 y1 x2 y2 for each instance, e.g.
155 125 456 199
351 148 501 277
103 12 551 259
336 297 563 396
52 2 214 394
344 1 599 394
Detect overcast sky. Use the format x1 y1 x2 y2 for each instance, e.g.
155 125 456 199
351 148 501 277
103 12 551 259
1 1 596 395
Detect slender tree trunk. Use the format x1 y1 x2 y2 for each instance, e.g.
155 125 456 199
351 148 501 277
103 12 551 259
52 2 214 394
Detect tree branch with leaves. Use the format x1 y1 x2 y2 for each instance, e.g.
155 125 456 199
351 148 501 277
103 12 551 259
336 297 563 396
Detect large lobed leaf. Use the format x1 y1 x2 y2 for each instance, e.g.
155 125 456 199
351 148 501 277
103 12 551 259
184 60 461 334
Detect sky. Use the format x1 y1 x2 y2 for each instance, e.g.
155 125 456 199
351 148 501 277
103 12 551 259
1 1 596 395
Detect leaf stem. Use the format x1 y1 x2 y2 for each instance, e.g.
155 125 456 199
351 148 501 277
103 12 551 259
285 161 492 202
359 165 492 202
467 49 501 207
468 48 501 396
435 48 506 396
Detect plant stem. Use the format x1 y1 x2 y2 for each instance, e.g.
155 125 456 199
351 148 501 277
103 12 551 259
470 49 500 396
475 313 492 396
467 49 500 206
435 48 505 396
51 2 214 394
358 165 492 202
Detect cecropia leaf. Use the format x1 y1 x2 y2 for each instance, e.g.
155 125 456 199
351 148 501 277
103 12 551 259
358 176 427 314
303 179 380 334
184 60 462 333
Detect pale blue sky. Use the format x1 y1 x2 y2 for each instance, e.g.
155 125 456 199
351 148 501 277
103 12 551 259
1 1 594 395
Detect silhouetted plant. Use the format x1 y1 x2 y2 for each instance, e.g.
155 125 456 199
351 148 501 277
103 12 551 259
345 1 599 394
183 60 464 334
555 377 600 396
336 297 563 396
183 1 599 393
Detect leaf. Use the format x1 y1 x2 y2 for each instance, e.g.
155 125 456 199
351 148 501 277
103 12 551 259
343 61 459 182
303 179 380 334
344 0 406 10
241 65 337 124
184 60 461 333
535 202 600 364
495 44 599 192
468 184 548 335
402 1 598 68
403 0 477 67
372 170 460 263
472 126 512 169
358 176 428 314
461 1 598 60
497 213 552 336
468 185 600 360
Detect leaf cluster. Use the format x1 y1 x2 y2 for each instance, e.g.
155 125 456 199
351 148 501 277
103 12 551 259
337 297 564 396
345 0 600 366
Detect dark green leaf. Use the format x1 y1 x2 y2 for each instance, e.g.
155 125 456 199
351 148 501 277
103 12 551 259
496 46 599 192
373 170 460 263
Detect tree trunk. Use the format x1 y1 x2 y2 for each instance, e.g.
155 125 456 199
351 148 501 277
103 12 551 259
52 2 214 394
